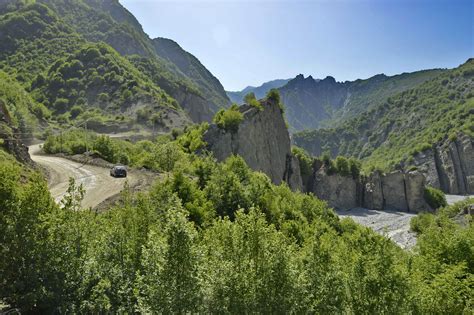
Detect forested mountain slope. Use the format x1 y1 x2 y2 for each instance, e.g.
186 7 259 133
294 59 474 174
152 37 230 113
280 69 444 132
39 0 230 117
0 0 229 128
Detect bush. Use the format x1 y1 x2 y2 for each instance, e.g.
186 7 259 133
213 104 243 133
244 92 263 110
410 213 435 234
266 88 284 112
292 146 313 180
424 186 447 209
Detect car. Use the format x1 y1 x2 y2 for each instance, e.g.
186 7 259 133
110 165 127 178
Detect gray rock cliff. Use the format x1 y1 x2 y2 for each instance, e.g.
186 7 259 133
309 166 429 212
413 133 474 194
203 100 302 190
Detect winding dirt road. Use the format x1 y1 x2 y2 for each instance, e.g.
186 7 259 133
29 144 140 209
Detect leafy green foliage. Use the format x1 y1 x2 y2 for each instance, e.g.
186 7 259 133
176 122 209 153
213 104 244 133
244 92 263 110
33 43 178 118
266 88 284 112
1 133 473 312
292 146 313 183
424 186 447 209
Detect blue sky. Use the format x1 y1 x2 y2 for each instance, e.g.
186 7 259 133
121 0 473 91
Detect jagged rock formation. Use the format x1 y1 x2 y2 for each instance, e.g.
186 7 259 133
203 100 302 190
413 133 474 194
280 70 443 132
307 166 429 212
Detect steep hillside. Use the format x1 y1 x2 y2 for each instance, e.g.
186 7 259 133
293 59 474 176
0 0 229 126
152 38 230 115
0 72 38 164
0 3 191 132
280 70 444 132
31 43 189 129
41 0 230 120
226 79 290 104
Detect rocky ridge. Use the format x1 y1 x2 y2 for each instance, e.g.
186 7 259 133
203 100 302 190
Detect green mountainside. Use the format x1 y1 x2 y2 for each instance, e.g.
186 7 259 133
153 37 230 113
280 69 444 132
294 59 474 172
38 0 230 116
0 0 229 132
226 78 290 104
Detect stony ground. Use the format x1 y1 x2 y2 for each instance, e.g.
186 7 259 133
336 208 417 249
337 195 473 250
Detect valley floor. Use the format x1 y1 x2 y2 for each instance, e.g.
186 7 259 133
337 194 473 249
336 208 417 249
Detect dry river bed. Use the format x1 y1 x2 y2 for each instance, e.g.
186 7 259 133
337 194 473 249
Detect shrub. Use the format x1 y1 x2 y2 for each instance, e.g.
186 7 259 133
244 92 263 110
213 104 243 133
410 213 435 234
348 158 361 178
54 98 69 112
266 88 280 104
335 156 350 176
424 186 447 209
292 146 313 180
70 105 83 118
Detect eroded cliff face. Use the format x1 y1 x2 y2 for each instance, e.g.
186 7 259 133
309 167 428 212
203 100 302 190
413 133 474 194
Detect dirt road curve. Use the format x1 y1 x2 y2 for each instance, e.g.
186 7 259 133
337 195 473 249
29 144 140 209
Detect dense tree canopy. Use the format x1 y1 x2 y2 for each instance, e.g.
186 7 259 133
1 131 472 313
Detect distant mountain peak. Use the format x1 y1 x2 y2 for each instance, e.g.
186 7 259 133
226 78 291 104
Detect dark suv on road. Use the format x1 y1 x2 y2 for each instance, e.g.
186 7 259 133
110 165 127 178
